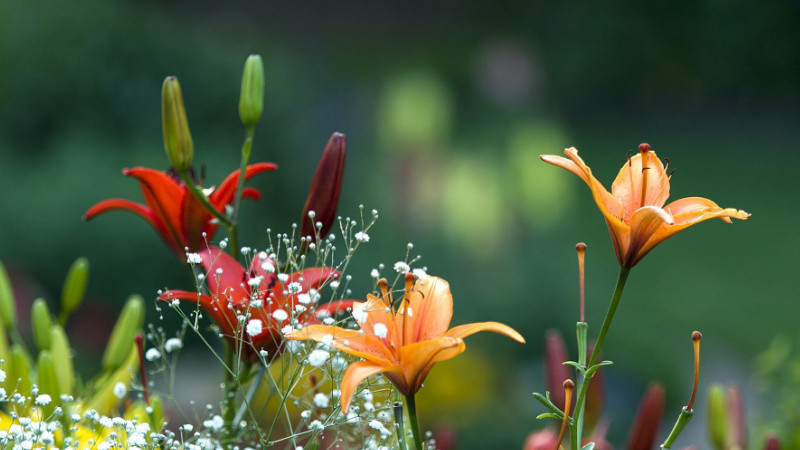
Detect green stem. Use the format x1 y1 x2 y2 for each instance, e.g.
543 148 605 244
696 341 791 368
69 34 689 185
393 391 409 450
179 170 231 227
221 342 237 449
405 394 423 450
571 266 631 450
228 126 255 261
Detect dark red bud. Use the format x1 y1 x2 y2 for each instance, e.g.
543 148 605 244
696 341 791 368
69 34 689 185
727 383 747 449
523 428 558 450
763 434 780 450
301 132 346 241
627 383 665 450
545 329 572 411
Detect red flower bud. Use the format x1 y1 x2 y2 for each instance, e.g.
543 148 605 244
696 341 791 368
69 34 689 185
763 434 780 450
523 428 558 450
301 132 346 241
627 383 665 450
545 329 572 411
584 343 605 432
727 383 747 449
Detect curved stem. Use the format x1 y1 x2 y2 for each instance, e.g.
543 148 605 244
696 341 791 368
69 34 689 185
571 266 631 450
228 126 255 260
405 394 424 450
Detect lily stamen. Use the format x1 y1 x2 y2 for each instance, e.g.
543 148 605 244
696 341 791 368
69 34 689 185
687 331 702 410
402 273 415 346
378 278 393 309
639 143 651 209
555 379 574 450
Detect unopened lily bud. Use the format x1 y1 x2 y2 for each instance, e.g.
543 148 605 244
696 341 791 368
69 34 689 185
584 343 605 432
148 394 165 431
102 295 145 372
239 54 265 126
50 324 74 395
10 344 31 395
523 428 558 450
727 383 747 450
31 298 53 351
300 132 346 240
544 329 571 411
37 350 61 416
61 257 89 317
161 76 194 171
0 261 17 329
707 384 727 450
89 346 139 415
763 434 780 450
627 382 665 450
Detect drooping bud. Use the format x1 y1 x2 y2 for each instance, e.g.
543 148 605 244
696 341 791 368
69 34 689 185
727 383 747 450
707 384 728 450
239 54 265 127
0 261 18 329
50 324 74 396
31 298 53 351
522 428 558 450
544 329 571 411
102 295 145 372
61 257 89 320
37 350 62 416
627 383 665 450
300 132 346 241
161 76 194 171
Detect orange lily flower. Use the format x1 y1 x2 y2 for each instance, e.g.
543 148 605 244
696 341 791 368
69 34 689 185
286 273 525 413
158 246 353 358
541 144 750 267
84 164 276 259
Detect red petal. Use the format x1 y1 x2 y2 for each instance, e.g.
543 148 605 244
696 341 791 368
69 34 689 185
124 167 186 248
180 193 210 251
241 187 261 200
197 247 249 305
158 289 239 336
210 162 277 212
84 198 181 256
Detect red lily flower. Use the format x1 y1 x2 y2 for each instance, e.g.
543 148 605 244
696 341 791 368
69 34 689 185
157 246 353 358
84 164 276 258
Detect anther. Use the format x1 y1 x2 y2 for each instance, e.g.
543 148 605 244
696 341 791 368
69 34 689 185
555 379 575 450
377 278 393 307
626 150 632 167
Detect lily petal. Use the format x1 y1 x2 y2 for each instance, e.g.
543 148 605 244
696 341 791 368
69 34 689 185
404 275 453 343
611 151 670 222
340 361 396 414
180 192 210 251
83 199 171 246
210 162 277 212
398 336 463 392
355 297 399 350
625 206 674 266
199 247 250 304
444 321 526 344
123 168 185 248
285 324 395 365
157 289 239 336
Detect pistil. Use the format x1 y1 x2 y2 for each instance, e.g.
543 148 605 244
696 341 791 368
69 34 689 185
639 143 651 208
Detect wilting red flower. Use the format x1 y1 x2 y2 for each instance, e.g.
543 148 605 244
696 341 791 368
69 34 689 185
300 132 346 241
157 246 352 358
84 164 276 258
541 145 750 267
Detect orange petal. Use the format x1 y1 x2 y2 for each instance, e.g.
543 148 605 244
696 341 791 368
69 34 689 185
398 336 463 392
444 321 526 343
340 361 396 414
286 324 395 365
625 206 674 266
611 150 670 222
355 297 399 349
403 275 453 343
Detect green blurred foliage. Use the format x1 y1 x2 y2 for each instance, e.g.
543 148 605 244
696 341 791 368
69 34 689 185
0 0 798 447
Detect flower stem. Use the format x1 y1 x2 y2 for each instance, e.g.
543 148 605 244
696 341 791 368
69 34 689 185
179 170 231 227
393 392 409 450
221 341 238 449
228 126 255 261
405 394 424 450
571 266 631 450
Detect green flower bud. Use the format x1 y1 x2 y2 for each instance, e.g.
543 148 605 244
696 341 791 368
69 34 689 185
50 324 74 395
37 350 61 416
238 54 265 127
0 261 18 329
31 298 53 351
102 295 145 372
707 383 728 450
61 257 89 318
162 76 194 171
88 345 138 415
148 394 165 431
10 344 31 397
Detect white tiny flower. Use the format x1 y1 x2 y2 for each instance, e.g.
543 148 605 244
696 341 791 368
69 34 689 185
182 424 194 432
331 357 348 371
313 393 329 408
272 309 288 321
281 325 295 335
0 369 6 383
354 231 370 243
215 268 224 275
186 253 203 264
277 273 289 283
287 282 302 294
203 415 224 431
145 348 161 361
247 276 263 287
373 323 388 338
307 349 330 367
308 420 325 432
352 305 368 323
323 317 335 325
171 299 180 307
300 410 311 419
197 273 206 281
164 338 183 352
34 394 51 406
370 269 380 278
246 319 263 337
250 299 264 308
412 268 427 278
294 304 307 314
261 261 275 273
297 293 312 305
393 262 410 274
113 382 126 399
258 251 268 260
329 280 340 289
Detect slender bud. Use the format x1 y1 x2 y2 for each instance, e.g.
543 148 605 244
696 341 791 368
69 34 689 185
627 383 665 450
50 324 74 396
161 76 194 172
61 257 89 318
544 329 571 411
37 350 62 416
32 298 53 351
707 384 728 450
148 394 165 432
102 295 145 372
10 344 31 395
727 383 747 450
239 54 265 126
0 261 18 329
300 132 346 241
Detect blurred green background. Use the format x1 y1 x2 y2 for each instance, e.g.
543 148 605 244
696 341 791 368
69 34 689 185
1 0 798 447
